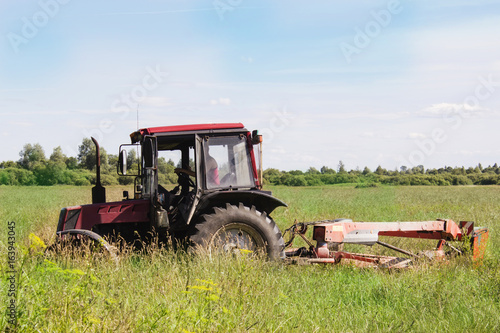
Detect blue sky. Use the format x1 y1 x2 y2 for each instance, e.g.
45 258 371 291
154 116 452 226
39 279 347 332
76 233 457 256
1 0 500 171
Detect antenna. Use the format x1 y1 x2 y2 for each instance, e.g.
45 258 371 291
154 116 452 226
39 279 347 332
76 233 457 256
136 104 140 161
136 104 140 130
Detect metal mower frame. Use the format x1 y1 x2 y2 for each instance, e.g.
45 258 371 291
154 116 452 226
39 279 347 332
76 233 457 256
283 218 489 268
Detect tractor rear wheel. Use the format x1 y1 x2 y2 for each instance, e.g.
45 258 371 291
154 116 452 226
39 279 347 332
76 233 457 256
189 203 285 260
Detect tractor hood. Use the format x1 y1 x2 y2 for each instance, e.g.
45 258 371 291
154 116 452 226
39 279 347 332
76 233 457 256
57 199 150 232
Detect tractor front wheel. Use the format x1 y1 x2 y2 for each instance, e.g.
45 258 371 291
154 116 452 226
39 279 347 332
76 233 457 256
189 203 285 260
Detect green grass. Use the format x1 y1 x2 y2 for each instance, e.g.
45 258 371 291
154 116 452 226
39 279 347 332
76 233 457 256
1 185 500 332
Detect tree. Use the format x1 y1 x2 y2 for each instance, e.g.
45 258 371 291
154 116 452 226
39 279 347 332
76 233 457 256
362 167 372 175
78 138 94 169
306 167 320 175
50 146 66 163
375 165 386 175
19 143 46 170
411 165 424 174
124 149 136 167
65 157 78 170
320 166 336 174
158 157 175 174
78 138 108 170
34 161 65 185
176 158 195 170
0 161 17 168
337 160 346 173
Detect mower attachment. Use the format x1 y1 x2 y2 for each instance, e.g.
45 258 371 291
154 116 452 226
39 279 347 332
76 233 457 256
283 219 488 268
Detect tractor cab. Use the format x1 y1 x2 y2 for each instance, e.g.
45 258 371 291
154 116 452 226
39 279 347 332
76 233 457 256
118 123 285 242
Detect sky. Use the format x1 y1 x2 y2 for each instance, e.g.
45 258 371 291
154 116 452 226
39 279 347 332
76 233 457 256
1 0 500 171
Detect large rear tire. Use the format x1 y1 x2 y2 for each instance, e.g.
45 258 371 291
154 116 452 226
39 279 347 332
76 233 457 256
189 203 285 260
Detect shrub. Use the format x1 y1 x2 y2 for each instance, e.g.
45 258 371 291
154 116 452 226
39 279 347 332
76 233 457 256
0 167 36 185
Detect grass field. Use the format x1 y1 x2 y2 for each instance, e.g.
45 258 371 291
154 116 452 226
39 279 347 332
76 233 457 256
1 185 499 332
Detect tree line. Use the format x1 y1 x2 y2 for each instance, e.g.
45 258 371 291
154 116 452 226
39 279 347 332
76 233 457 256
263 163 500 187
0 139 178 186
1 140 499 186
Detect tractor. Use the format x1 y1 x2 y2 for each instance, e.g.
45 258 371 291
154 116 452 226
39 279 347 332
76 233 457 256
56 123 286 259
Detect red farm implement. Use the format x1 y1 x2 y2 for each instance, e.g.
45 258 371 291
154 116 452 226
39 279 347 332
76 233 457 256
283 218 489 268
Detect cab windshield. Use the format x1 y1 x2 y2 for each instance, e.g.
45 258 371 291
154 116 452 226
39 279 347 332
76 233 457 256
203 135 256 190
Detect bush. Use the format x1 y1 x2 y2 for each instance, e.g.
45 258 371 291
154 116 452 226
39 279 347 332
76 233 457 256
288 175 308 186
119 176 135 185
74 178 91 186
452 175 473 185
305 176 323 186
479 175 499 185
0 167 36 185
101 174 119 186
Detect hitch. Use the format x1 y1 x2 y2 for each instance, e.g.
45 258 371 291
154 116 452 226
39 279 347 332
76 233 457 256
283 219 489 268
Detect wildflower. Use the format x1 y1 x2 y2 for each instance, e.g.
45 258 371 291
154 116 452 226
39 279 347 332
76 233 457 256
29 233 47 254
187 285 213 292
195 278 218 286
205 294 220 302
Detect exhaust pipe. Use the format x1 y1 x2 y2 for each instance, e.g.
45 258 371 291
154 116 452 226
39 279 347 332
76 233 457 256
91 137 106 204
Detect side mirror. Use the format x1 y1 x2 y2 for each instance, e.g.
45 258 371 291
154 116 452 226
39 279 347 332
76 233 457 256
118 149 128 175
118 144 140 177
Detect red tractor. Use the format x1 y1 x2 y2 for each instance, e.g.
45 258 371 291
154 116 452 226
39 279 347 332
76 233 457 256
56 123 286 259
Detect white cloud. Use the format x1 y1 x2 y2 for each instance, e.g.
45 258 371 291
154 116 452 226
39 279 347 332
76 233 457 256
407 132 427 139
362 132 375 138
456 149 500 156
9 121 34 127
361 132 394 139
76 109 107 115
210 98 231 105
322 111 410 121
142 96 171 107
417 103 487 118
241 56 254 64
269 147 287 154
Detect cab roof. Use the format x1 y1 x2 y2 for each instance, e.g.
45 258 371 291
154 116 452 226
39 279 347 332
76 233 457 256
130 123 246 143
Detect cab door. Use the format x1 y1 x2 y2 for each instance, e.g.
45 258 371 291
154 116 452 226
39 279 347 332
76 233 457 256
142 135 158 200
143 136 168 229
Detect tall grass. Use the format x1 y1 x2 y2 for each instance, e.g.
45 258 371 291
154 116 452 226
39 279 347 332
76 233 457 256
1 185 499 332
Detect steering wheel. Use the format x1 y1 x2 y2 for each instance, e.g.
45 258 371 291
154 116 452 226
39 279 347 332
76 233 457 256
175 168 195 188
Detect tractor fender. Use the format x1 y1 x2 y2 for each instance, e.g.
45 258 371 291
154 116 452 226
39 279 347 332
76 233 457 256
193 190 287 220
56 229 117 255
